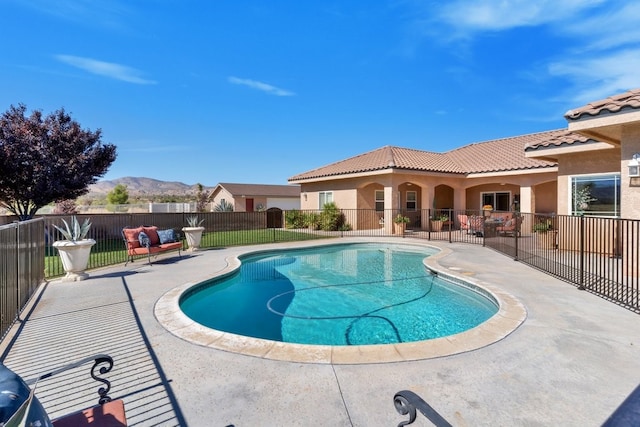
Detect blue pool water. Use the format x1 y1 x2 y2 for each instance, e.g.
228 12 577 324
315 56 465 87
180 243 498 346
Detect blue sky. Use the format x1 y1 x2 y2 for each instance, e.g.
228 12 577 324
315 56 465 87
2 1 639 186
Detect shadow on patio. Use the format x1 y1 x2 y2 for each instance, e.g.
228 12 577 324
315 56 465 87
1 275 187 426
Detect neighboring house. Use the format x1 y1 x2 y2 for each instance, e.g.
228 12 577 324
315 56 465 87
210 183 300 212
288 88 640 228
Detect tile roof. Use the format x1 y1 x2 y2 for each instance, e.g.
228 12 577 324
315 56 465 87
289 130 566 182
565 88 640 121
523 129 595 151
216 183 300 197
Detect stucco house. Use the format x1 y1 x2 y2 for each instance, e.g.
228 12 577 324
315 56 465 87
288 88 640 230
526 88 640 219
210 183 300 212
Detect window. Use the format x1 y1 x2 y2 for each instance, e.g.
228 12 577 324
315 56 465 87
375 190 384 212
481 192 510 211
571 174 620 217
319 191 333 208
406 191 417 211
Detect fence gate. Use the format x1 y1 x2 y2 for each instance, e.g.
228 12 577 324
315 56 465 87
266 208 283 228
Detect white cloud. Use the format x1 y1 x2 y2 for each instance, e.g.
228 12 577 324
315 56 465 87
563 2 640 50
415 0 639 106
13 0 131 30
437 0 604 33
55 55 156 84
548 49 640 104
228 76 295 96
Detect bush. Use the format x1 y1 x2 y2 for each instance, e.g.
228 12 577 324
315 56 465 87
303 212 320 230
285 209 306 228
320 202 344 231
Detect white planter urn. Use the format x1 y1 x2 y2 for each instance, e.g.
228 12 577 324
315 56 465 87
182 227 205 251
53 239 96 281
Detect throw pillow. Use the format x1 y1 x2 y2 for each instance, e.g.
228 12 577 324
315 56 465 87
138 231 150 247
157 229 176 244
142 226 160 246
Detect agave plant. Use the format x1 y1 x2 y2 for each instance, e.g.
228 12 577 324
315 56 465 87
186 216 205 227
54 216 92 241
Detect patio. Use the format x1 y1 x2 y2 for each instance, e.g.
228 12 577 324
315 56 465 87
1 237 639 426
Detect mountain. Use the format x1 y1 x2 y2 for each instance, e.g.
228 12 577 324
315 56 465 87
87 177 213 198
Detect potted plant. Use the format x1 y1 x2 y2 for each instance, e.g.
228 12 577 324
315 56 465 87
52 216 96 281
393 214 410 235
533 219 556 249
430 214 450 232
182 216 205 251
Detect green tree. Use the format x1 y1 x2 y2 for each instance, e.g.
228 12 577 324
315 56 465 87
107 184 129 205
0 104 116 219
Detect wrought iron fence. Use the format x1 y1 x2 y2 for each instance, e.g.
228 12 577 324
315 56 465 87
0 218 45 341
2 208 639 340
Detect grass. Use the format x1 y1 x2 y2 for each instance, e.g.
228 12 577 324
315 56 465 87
45 229 331 278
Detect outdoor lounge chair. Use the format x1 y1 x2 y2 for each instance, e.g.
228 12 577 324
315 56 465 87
122 226 182 265
458 214 485 235
496 214 521 236
468 215 484 236
457 214 470 233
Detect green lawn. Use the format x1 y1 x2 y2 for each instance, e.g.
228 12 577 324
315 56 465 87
45 229 330 278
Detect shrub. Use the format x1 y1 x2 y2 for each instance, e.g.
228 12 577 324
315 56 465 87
303 212 320 230
320 202 344 231
285 209 305 228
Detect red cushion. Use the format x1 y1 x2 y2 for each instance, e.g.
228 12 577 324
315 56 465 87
123 227 143 249
52 399 127 427
159 242 182 250
142 226 160 246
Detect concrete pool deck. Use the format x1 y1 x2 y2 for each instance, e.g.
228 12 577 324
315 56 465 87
1 237 639 426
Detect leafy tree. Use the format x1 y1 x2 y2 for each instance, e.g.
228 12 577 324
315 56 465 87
0 104 116 220
52 199 78 214
107 184 129 205
194 183 212 212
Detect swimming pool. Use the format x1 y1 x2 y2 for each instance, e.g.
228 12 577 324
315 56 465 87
155 239 527 364
180 243 498 346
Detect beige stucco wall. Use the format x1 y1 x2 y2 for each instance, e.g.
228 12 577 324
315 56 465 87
297 169 558 230
621 123 640 218
556 147 620 215
211 188 234 211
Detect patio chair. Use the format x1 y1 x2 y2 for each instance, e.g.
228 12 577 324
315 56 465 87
468 215 485 236
496 214 521 236
0 354 127 427
457 214 470 233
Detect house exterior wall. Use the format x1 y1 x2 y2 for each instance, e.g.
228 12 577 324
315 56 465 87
533 181 557 214
235 197 247 212
211 188 234 211
555 147 620 215
621 123 640 218
298 169 558 230
267 197 300 210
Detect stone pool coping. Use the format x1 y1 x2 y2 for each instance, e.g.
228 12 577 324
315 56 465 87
154 241 527 364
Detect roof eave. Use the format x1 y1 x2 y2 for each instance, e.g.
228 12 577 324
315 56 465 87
288 167 464 183
466 166 558 178
566 109 640 145
525 141 616 160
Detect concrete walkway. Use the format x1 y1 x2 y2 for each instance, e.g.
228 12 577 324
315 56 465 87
1 237 639 426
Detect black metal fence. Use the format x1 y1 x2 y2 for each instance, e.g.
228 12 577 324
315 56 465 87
2 208 639 339
0 218 45 341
